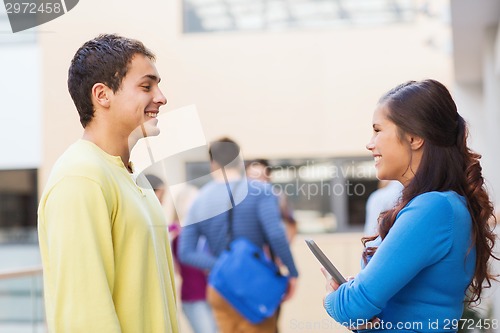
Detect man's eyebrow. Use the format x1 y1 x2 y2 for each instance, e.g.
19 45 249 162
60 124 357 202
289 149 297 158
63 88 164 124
142 74 161 83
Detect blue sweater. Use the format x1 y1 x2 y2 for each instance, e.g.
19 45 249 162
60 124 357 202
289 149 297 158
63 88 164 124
178 179 299 277
325 191 475 332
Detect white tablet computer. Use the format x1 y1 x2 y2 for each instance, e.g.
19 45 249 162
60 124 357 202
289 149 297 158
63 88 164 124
305 239 347 284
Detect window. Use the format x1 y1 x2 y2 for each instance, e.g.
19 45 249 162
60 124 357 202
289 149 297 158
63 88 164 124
269 158 378 233
0 170 38 243
184 157 378 233
183 0 418 33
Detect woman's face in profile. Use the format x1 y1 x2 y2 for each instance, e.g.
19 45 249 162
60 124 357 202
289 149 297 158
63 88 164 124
366 104 413 184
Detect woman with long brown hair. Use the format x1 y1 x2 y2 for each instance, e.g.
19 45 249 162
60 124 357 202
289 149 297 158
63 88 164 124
322 79 497 331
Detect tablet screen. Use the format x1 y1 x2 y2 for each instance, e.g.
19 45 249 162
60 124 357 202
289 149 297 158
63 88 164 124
305 239 347 284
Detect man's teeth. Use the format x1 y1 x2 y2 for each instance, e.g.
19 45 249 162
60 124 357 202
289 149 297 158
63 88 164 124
145 112 158 118
374 156 381 162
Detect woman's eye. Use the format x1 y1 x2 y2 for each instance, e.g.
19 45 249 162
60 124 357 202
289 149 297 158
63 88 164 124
142 86 151 91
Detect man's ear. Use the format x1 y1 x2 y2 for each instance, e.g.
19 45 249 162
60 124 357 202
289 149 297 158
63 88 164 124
407 134 424 151
91 83 111 108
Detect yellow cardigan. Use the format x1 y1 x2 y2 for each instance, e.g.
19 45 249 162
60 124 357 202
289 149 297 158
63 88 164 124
38 140 179 333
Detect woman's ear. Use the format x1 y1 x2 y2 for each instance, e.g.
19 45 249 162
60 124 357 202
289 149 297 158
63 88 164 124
407 134 424 151
91 83 111 108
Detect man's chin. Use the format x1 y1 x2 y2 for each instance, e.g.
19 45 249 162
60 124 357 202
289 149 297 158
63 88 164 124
142 125 160 137
128 122 160 148
141 119 160 137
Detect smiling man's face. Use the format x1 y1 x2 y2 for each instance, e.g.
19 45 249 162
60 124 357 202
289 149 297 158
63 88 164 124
109 53 167 139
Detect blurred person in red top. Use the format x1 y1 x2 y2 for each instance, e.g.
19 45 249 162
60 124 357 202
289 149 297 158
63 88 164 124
146 174 218 333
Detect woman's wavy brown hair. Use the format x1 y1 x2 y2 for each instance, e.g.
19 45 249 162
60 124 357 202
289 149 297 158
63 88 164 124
362 79 498 303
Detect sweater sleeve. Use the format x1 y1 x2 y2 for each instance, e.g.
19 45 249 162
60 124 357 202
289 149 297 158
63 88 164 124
324 192 453 324
178 206 218 271
39 176 121 332
258 190 299 277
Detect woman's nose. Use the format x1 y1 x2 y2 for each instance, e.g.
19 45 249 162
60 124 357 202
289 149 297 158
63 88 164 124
366 139 375 151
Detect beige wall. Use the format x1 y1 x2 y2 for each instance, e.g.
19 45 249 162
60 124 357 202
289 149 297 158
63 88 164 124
39 0 452 187
0 44 41 170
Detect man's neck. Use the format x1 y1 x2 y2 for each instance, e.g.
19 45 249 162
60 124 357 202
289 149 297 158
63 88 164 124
82 128 132 170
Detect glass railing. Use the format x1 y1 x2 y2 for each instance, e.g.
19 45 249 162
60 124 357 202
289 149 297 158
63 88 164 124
0 266 46 333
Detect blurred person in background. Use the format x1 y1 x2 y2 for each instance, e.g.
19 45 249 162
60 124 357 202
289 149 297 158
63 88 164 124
363 180 403 236
321 79 498 331
146 174 167 205
38 34 178 332
145 174 217 333
245 159 299 333
246 159 298 242
179 137 298 333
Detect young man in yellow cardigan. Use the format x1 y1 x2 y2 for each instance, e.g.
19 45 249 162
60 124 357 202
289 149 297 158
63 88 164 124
38 34 179 333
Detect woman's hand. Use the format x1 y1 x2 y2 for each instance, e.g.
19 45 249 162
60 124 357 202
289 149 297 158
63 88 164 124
321 267 340 306
321 268 380 330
